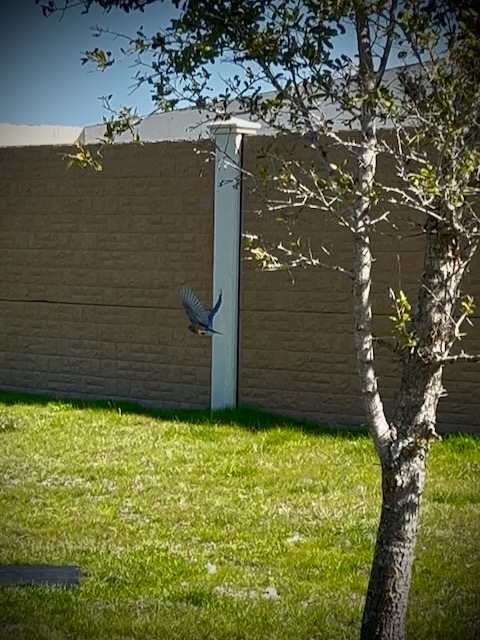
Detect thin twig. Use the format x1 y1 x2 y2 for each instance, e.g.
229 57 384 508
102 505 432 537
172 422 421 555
435 351 480 364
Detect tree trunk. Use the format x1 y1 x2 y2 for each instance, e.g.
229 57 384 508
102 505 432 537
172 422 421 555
360 357 444 640
351 10 392 457
360 451 426 640
360 216 475 640
352 11 478 640
359 358 442 640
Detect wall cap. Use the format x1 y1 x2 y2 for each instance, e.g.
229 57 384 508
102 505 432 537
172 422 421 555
207 117 261 136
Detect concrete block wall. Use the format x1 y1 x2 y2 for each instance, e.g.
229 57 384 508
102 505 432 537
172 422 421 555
0 142 215 408
240 135 480 433
0 137 479 432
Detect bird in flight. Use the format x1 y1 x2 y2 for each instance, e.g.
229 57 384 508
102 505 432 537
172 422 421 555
179 285 222 336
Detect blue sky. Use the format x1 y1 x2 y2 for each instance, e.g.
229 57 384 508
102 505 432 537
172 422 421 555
1 0 179 126
1 0 358 127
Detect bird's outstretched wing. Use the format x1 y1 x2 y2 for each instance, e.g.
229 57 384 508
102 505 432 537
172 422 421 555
179 285 210 326
208 291 222 323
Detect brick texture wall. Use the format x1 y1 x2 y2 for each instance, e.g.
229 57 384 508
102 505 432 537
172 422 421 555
0 137 479 432
240 135 480 433
0 142 215 408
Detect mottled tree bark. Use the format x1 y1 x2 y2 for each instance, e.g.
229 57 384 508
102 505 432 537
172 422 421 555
353 11 478 636
352 9 392 460
360 452 426 640
360 216 477 640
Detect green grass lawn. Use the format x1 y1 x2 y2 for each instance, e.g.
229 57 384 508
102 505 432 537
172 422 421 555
0 391 479 640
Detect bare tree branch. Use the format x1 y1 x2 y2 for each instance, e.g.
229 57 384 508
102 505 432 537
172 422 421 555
375 0 399 88
435 351 480 364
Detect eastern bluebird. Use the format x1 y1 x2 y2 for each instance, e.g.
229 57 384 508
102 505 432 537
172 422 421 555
179 285 222 336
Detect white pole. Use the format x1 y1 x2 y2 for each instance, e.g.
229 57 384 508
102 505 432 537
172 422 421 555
207 117 260 410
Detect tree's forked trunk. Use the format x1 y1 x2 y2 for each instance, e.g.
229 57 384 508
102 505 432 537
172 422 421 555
358 215 475 640
351 11 479 640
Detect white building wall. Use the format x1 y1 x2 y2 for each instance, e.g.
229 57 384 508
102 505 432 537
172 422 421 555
0 123 82 147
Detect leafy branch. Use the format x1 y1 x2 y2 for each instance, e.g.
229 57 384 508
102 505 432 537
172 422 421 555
63 97 141 170
389 288 417 351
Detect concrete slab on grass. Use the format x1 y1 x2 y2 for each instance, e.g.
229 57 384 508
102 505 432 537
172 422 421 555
0 565 82 587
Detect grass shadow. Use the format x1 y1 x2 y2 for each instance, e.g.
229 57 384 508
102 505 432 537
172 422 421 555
0 390 368 439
